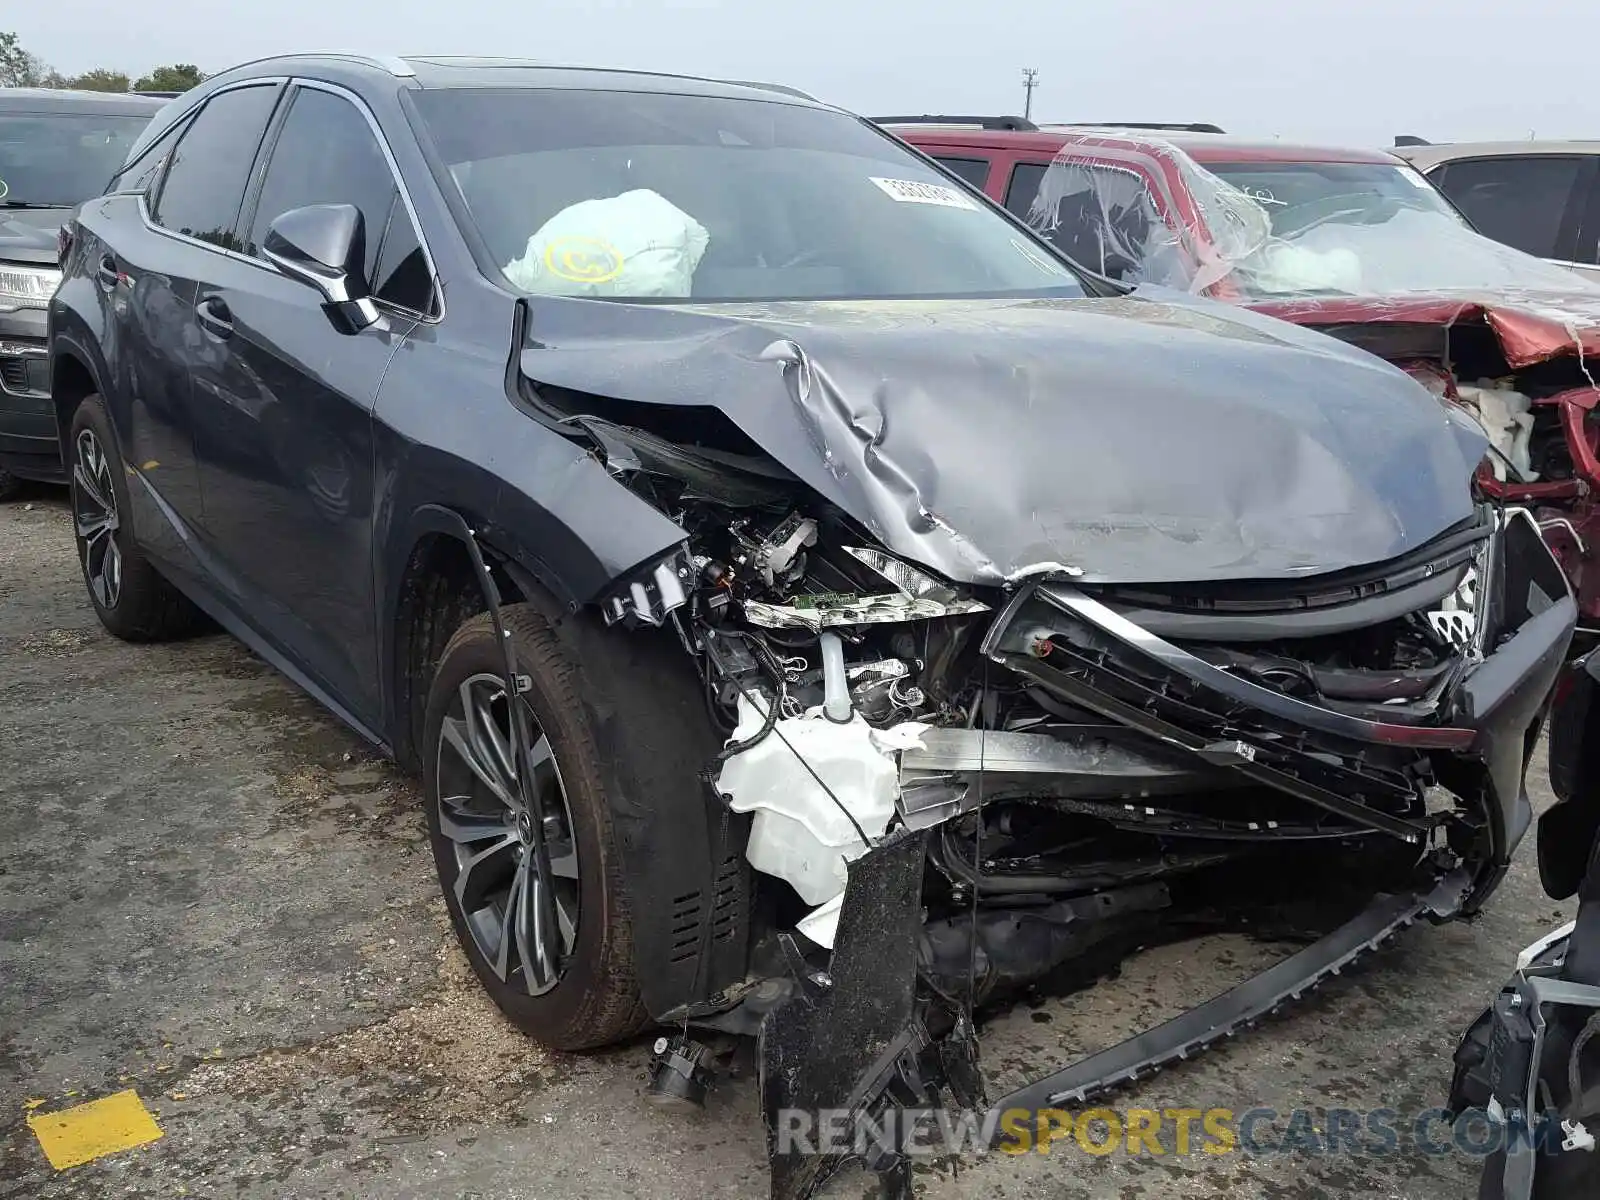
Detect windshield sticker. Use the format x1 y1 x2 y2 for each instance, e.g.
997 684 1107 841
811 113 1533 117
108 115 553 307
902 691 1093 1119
543 235 625 284
0 177 8 201
869 177 980 210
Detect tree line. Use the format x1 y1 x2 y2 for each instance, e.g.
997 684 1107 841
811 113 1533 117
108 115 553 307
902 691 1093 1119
1 31 204 94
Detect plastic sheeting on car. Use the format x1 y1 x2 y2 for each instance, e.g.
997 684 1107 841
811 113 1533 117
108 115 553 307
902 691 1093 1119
1024 134 1600 304
1025 138 1271 293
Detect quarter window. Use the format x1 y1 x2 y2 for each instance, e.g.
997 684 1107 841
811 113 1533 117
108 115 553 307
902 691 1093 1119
150 84 281 251
111 117 190 195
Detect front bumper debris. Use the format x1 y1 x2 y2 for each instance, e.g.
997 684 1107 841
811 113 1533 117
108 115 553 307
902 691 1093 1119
751 511 1577 1199
760 834 1471 1198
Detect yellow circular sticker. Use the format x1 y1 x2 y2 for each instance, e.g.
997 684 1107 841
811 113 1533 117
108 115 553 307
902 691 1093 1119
543 236 625 284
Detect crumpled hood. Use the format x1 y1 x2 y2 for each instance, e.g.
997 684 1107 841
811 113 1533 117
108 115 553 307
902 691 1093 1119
519 292 1487 586
0 208 66 266
1251 287 1600 372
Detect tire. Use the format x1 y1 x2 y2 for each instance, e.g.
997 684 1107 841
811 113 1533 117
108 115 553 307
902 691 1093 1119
68 395 202 641
0 465 19 502
423 604 649 1050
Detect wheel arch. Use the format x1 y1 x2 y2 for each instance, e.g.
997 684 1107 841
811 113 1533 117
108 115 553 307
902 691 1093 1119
49 337 107 465
384 501 753 1020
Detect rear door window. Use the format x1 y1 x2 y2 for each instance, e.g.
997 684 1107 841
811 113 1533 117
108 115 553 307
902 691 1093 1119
150 84 282 250
1429 154 1593 259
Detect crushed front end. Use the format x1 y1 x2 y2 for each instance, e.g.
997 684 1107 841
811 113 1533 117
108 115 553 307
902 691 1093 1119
662 503 1574 1198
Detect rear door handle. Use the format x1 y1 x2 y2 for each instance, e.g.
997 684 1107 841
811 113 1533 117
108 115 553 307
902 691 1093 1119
195 295 233 339
96 255 120 289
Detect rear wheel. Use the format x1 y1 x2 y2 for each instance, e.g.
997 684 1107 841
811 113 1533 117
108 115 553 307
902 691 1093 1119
68 395 201 641
0 465 19 502
423 605 649 1050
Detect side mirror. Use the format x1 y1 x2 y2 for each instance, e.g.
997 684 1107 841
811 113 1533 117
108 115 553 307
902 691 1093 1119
262 203 379 333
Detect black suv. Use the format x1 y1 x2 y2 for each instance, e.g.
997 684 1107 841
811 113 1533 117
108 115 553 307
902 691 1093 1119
0 88 165 498
49 53 1587 1189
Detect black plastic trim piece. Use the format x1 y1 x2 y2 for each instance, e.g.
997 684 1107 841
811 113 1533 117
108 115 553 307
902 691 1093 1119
989 870 1469 1120
992 650 1428 843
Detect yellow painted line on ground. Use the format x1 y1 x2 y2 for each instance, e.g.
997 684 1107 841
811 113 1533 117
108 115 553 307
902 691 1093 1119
26 1089 164 1170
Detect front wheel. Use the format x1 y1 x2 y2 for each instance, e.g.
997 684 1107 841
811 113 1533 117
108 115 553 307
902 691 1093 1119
0 464 20 502
422 605 649 1050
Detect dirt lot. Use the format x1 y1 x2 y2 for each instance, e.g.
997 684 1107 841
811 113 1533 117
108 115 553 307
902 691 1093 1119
0 485 1570 1199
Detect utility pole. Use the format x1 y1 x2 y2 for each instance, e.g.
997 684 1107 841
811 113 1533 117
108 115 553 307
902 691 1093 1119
1022 68 1039 121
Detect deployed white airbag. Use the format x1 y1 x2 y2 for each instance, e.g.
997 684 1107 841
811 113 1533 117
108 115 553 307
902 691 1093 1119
502 188 710 298
715 696 927 927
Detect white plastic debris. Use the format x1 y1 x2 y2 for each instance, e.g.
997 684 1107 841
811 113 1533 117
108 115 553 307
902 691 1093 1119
715 695 927 907
795 891 845 949
1562 1119 1595 1153
502 188 710 298
1455 382 1538 481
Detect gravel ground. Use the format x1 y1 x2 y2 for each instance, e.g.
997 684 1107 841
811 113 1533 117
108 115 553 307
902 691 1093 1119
0 484 1566 1199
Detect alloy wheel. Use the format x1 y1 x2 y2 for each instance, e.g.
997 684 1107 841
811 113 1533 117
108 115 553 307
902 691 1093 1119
435 673 580 996
72 428 122 609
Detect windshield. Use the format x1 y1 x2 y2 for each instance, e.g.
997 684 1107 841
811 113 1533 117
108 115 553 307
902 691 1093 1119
410 88 1083 302
0 111 155 208
1203 160 1600 299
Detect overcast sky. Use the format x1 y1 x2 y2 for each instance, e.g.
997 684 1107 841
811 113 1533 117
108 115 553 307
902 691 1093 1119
12 0 1598 146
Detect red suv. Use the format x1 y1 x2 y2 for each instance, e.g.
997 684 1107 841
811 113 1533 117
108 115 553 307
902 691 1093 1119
889 116 1600 628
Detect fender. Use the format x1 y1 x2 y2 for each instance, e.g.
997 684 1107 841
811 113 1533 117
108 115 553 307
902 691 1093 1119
46 323 113 457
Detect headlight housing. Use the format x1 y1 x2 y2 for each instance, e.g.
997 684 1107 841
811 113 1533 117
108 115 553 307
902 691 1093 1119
0 262 63 310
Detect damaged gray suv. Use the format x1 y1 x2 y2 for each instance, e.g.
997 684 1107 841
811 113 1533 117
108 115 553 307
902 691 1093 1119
49 54 1579 1198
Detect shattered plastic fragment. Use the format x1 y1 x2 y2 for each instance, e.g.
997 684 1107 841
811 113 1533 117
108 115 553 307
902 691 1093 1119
795 892 845 948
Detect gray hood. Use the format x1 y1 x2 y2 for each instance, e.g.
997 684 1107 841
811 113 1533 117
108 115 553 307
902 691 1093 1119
519 291 1488 586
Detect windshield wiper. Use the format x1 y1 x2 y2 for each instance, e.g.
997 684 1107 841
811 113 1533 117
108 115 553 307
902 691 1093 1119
0 201 68 210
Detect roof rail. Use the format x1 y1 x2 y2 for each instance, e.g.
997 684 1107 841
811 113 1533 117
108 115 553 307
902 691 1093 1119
873 114 1038 131
720 79 819 102
1063 122 1226 134
215 51 416 79
1394 134 1431 147
128 90 183 99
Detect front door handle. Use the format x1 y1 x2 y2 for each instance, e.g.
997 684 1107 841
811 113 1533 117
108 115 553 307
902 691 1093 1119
96 255 120 290
195 295 233 340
